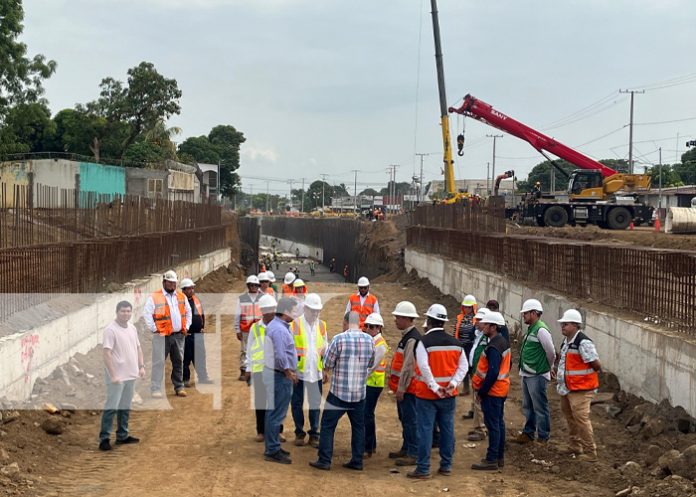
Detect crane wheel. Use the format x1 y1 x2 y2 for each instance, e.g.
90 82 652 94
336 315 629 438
543 206 569 228
606 207 631 230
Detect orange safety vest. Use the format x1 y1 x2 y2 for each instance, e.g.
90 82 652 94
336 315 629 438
281 284 293 297
264 287 276 299
190 294 203 317
473 335 511 397
238 293 262 333
414 330 464 400
349 293 378 328
388 328 420 394
564 332 600 392
454 305 478 340
151 290 188 336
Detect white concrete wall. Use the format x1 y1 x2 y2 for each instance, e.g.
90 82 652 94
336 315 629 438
260 234 323 261
406 248 696 418
0 248 231 402
32 159 78 190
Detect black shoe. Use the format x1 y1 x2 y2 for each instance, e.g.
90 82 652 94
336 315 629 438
98 439 112 451
462 411 474 420
115 436 140 445
264 451 291 464
395 456 417 466
388 449 407 459
309 461 331 471
279 448 290 456
471 460 498 471
438 468 452 476
406 470 432 480
342 461 363 471
497 458 505 468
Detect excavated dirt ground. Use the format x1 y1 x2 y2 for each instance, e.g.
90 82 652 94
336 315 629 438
1 264 695 497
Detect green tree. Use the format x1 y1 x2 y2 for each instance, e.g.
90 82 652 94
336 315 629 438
122 140 167 166
0 102 54 154
379 181 413 197
517 159 576 192
178 135 220 164
0 1 56 118
359 188 379 196
682 146 696 166
51 108 128 160
648 164 683 188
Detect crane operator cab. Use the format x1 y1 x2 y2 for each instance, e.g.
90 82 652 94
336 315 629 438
568 170 604 200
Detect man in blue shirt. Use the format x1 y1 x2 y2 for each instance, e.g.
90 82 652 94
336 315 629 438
263 297 299 464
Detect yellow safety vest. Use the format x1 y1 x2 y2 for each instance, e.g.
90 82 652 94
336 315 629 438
291 318 327 373
367 334 389 388
249 321 266 373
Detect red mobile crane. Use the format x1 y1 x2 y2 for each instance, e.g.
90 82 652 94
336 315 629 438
449 94 653 230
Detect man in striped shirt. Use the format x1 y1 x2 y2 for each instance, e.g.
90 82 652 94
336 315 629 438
309 311 375 471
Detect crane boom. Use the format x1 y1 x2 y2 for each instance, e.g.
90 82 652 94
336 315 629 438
449 94 618 178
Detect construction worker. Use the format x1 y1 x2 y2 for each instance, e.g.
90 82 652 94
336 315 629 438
259 272 276 299
388 301 421 466
363 312 389 457
290 293 327 448
281 272 296 297
555 309 601 462
471 311 511 471
143 270 191 398
244 294 285 443
345 277 380 329
453 294 477 396
514 298 556 444
465 308 489 440
533 181 542 199
485 300 510 341
235 275 263 382
180 278 212 388
408 304 468 480
267 271 278 294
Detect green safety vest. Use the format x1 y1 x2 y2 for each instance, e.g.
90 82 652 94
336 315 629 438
519 320 551 375
367 334 390 388
291 318 327 373
249 321 266 373
471 335 488 372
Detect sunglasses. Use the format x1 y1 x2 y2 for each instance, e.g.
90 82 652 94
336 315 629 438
366 324 381 329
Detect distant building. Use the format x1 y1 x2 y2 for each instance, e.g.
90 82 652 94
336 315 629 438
198 163 220 201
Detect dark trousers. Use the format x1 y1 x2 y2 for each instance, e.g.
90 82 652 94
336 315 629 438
183 333 209 382
364 386 383 454
397 393 419 457
415 396 456 474
481 395 506 462
317 392 365 467
291 379 322 437
151 333 184 393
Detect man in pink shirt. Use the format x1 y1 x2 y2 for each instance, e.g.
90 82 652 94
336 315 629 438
99 301 145 451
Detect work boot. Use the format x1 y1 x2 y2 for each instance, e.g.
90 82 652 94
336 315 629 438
558 445 582 456
388 449 407 459
471 460 499 471
264 451 291 465
467 430 486 441
578 453 598 463
406 470 432 480
238 372 246 381
308 435 320 448
395 456 417 466
294 434 306 446
115 436 140 445
511 432 533 444
175 389 188 397
98 439 112 451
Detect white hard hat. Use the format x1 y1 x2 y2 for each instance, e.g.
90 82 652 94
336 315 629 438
246 275 260 285
180 278 195 288
163 270 178 282
364 313 384 327
474 308 489 320
461 294 477 307
558 309 582 325
481 311 506 326
424 303 449 322
258 294 277 310
304 293 323 310
292 279 305 288
267 271 276 282
258 272 270 282
357 277 370 287
392 301 419 318
284 272 296 285
520 298 543 313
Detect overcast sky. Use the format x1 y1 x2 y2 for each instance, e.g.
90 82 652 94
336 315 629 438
23 0 696 196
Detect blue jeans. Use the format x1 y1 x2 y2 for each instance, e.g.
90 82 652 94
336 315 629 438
263 370 292 456
364 386 383 453
151 333 185 393
99 377 135 442
415 396 456 474
397 393 419 457
481 395 506 461
522 375 551 440
316 392 365 467
291 379 323 437
183 333 209 382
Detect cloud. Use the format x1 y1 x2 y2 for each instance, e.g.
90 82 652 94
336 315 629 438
105 0 307 9
242 144 278 163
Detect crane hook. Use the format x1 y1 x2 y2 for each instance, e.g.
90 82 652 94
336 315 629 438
456 133 465 157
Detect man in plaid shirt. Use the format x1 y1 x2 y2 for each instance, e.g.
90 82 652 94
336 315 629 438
309 311 375 471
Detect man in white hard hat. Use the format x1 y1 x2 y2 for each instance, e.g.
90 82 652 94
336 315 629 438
514 298 556 444
345 276 380 329
471 311 511 471
266 271 278 294
466 307 490 440
143 270 192 398
281 272 296 297
408 304 469 480
289 293 327 448
387 301 422 465
258 272 276 299
363 312 389 457
555 309 601 462
181 278 212 388
453 295 477 396
235 275 263 381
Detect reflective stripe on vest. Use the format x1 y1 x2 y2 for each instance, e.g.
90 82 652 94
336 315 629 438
191 294 203 317
239 294 262 333
367 335 389 388
349 293 377 328
249 322 266 373
519 320 551 375
473 348 511 397
388 347 418 394
151 291 188 336
291 319 327 373
415 341 463 400
564 333 600 392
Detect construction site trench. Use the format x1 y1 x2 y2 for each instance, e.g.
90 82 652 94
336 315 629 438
1 212 696 497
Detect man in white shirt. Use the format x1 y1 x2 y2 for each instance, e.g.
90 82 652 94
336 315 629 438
290 293 327 448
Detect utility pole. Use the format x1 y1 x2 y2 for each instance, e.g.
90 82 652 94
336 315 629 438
486 162 490 194
288 179 294 211
265 181 270 213
414 153 430 203
300 178 305 213
387 165 399 213
619 89 645 174
658 147 663 214
352 169 359 214
550 165 555 194
486 135 503 194
320 173 328 211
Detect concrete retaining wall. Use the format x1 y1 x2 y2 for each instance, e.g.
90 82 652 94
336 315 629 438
0 248 231 402
260 234 323 260
405 248 696 418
